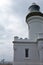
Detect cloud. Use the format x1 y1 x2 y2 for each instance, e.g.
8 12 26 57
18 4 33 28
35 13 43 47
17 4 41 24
0 0 43 61
0 0 13 61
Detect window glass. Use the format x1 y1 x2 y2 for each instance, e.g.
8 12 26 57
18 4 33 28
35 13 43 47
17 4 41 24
25 49 29 57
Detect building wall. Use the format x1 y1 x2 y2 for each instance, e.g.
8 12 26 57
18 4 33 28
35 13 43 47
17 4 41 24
13 39 43 65
14 42 39 65
38 40 43 63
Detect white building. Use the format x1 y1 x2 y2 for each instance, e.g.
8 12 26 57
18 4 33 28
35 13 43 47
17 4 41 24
13 3 43 65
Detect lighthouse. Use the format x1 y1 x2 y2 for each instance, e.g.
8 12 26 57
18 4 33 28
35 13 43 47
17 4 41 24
26 3 43 40
13 3 43 65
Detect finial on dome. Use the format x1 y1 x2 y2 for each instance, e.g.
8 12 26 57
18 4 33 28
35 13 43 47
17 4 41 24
32 2 36 5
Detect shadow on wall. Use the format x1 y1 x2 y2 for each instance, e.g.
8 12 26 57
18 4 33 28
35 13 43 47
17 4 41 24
0 63 12 65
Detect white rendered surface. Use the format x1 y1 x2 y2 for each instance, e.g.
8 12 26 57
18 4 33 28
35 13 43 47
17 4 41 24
27 16 43 40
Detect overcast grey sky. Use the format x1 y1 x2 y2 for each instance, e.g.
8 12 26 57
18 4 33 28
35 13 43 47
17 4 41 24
0 0 43 62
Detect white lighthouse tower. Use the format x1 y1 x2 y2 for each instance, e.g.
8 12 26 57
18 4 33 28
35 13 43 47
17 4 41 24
13 3 43 65
26 3 43 40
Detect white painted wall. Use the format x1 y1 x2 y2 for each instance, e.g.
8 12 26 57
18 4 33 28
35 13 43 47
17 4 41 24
38 40 43 64
14 41 39 64
27 16 43 40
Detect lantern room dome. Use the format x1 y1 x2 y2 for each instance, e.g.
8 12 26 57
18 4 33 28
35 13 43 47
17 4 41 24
29 3 40 12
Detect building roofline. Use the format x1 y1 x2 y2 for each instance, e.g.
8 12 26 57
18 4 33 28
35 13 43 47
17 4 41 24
13 41 36 43
37 38 43 41
13 39 37 44
13 38 43 44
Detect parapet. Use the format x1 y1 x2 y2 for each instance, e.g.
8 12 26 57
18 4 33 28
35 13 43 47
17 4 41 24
13 36 36 43
14 36 28 41
14 36 19 40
